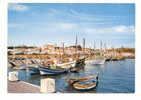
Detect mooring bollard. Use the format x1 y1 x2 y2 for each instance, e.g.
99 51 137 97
40 78 55 93
8 71 18 81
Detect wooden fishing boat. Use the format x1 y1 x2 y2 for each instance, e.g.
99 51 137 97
105 58 111 61
8 61 16 67
73 79 98 91
13 64 27 70
65 73 99 85
85 57 105 65
75 58 85 67
70 67 80 73
69 58 85 73
39 66 69 76
28 67 40 75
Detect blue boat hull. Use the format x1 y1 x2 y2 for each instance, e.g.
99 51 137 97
39 67 69 75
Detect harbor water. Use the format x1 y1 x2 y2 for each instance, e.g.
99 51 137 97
8 59 135 93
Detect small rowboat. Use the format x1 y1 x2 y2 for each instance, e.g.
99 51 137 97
65 73 99 85
73 79 98 91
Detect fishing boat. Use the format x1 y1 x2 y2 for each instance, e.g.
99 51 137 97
70 67 80 73
75 58 85 66
56 61 75 68
27 67 40 75
73 79 98 91
86 57 105 65
8 61 16 67
13 64 27 70
86 41 106 65
65 73 99 85
39 66 69 75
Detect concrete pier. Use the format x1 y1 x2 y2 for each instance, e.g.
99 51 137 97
40 78 55 93
8 71 19 81
8 81 40 93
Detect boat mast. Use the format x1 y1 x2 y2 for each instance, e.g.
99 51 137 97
100 41 103 56
100 40 103 50
62 40 64 61
12 40 15 59
104 42 107 57
93 41 96 50
75 35 78 59
83 38 85 54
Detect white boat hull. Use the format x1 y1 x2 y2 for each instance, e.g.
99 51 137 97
86 59 105 65
40 71 57 75
56 61 75 67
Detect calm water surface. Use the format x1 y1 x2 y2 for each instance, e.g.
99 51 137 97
8 59 135 93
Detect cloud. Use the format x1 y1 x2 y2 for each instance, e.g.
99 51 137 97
9 20 135 36
8 4 29 11
112 25 135 33
69 9 79 15
129 26 135 32
85 25 135 34
46 8 108 23
48 8 61 16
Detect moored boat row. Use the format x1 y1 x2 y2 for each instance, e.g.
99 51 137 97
27 57 86 75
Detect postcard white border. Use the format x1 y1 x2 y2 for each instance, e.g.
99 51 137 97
0 0 140 100
7 0 135 3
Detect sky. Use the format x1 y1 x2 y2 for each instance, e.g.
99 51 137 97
8 3 135 49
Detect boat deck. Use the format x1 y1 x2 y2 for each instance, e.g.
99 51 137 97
8 81 40 93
